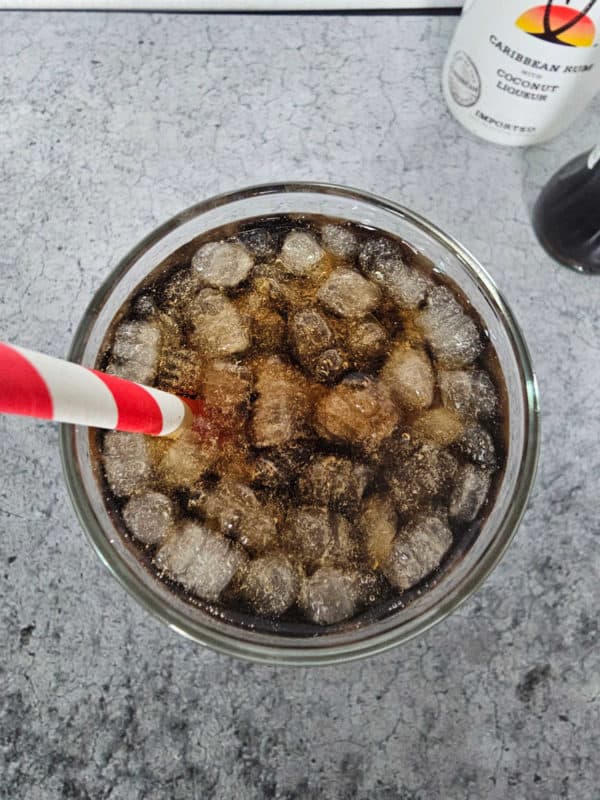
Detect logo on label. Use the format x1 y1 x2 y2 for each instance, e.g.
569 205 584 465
516 1 597 47
448 51 481 107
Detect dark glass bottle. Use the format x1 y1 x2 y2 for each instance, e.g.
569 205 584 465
533 146 600 275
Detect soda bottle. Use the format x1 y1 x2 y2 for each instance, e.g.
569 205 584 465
533 144 600 273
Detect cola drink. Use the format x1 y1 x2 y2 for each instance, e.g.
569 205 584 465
93 214 507 631
533 145 600 274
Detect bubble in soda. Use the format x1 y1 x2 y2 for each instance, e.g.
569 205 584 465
95 213 506 631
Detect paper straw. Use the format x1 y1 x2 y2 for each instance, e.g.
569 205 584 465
0 342 198 437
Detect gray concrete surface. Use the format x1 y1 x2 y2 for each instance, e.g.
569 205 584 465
1 11 599 800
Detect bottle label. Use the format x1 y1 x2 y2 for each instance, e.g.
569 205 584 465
444 0 600 142
448 51 482 107
514 1 598 47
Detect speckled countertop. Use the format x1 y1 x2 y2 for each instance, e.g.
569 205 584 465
1 11 599 800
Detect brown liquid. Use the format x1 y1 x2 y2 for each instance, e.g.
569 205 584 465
92 214 508 635
533 149 600 274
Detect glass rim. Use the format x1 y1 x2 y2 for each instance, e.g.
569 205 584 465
59 181 540 666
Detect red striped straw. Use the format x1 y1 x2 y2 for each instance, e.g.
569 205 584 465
0 342 200 437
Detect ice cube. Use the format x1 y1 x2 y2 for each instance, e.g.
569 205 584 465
411 407 464 447
107 320 161 385
250 444 310 492
379 429 418 466
321 223 358 260
252 275 288 312
250 272 310 318
359 495 397 569
453 424 497 468
250 357 309 448
317 268 381 318
158 429 217 489
191 240 254 289
366 256 433 310
132 293 158 319
298 455 372 515
438 369 498 421
155 521 247 601
416 286 483 367
284 506 353 570
236 287 286 354
300 567 359 625
358 236 403 272
312 348 347 383
157 348 204 396
237 228 278 259
251 455 290 492
201 361 252 414
382 516 453 592
280 230 324 275
449 465 492 523
102 431 153 497
388 444 458 514
288 309 334 366
346 318 389 369
287 309 347 382
234 554 299 616
381 345 435 411
188 288 249 358
204 479 278 553
358 235 432 309
314 375 399 451
122 491 174 546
